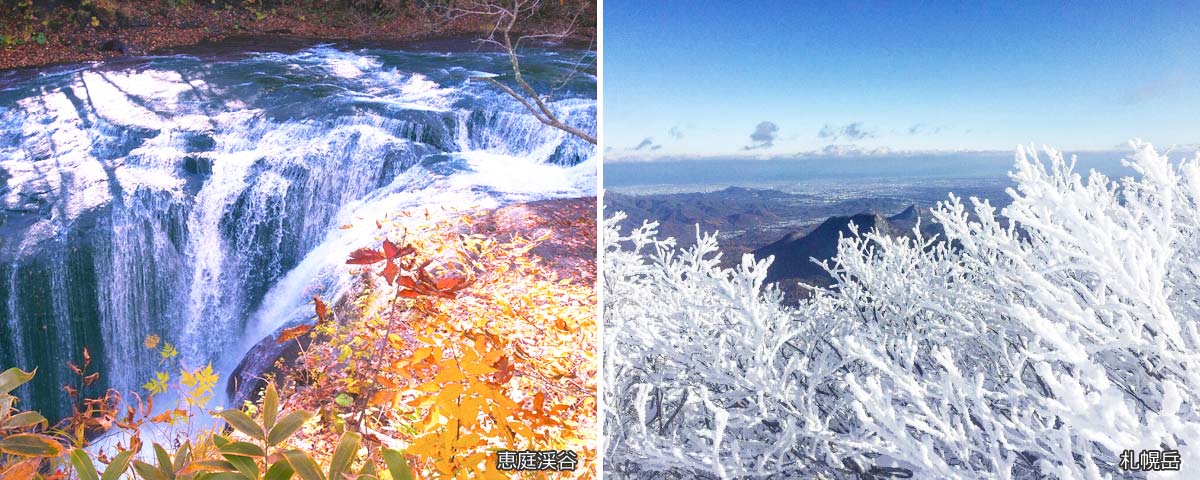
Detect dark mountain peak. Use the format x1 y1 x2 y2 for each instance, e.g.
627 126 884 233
889 204 919 222
826 212 889 235
719 186 756 195
754 212 898 284
715 186 789 199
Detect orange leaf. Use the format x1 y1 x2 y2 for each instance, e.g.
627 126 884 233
533 392 545 412
434 366 466 384
149 408 186 423
0 458 42 478
410 347 433 364
368 390 396 406
314 295 329 322
374 375 398 389
436 276 463 291
276 323 313 344
461 359 495 377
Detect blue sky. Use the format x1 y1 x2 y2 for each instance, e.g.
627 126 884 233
604 1 1200 160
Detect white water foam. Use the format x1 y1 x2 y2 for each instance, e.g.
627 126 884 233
1 43 595 450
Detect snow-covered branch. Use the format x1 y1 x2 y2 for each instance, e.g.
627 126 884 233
604 142 1200 479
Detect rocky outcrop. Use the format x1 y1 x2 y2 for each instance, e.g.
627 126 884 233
227 322 315 408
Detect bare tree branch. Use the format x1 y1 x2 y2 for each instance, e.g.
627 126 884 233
442 0 596 145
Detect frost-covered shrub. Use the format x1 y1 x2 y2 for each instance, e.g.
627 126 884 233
603 142 1200 479
602 214 875 478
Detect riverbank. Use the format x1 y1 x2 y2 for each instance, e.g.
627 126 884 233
0 1 595 71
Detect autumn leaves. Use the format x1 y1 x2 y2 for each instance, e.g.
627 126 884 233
0 206 597 480
345 238 472 301
279 212 596 479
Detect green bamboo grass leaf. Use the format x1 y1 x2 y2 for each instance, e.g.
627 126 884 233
204 473 255 480
180 459 237 474
212 434 232 448
281 449 326 480
220 441 266 458
263 382 280 433
224 452 259 479
173 441 191 473
2 411 47 429
0 367 35 395
101 450 135 480
132 460 171 480
359 460 377 477
153 443 176 480
264 459 296 480
216 409 265 440
381 449 414 480
267 411 313 446
0 433 64 457
327 431 361 480
70 448 100 480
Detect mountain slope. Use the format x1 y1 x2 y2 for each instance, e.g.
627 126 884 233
754 211 900 284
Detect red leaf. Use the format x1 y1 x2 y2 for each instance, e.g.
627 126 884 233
397 289 421 299
494 356 515 384
383 239 400 259
346 248 385 265
382 260 400 285
398 275 417 289
314 295 329 323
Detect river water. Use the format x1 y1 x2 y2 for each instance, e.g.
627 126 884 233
0 37 595 420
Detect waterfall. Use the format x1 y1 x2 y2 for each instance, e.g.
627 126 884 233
0 42 595 419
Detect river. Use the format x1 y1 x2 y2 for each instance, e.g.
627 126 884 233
0 37 596 420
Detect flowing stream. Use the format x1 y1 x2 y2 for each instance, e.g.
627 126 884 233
0 38 595 420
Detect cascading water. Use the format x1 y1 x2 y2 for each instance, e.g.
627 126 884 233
0 39 596 421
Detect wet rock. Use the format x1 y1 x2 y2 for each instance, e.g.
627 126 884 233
227 322 316 407
182 156 213 175
185 133 216 153
99 39 134 56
